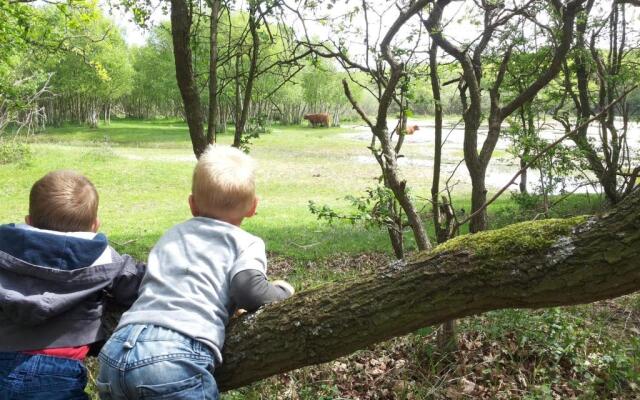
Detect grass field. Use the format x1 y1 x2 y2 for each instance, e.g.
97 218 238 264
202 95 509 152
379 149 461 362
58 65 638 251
0 119 602 261
2 120 398 264
1 119 638 399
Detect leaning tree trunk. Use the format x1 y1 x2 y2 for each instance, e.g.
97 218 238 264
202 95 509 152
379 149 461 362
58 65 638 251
212 187 640 390
206 0 221 145
170 0 207 158
233 9 259 148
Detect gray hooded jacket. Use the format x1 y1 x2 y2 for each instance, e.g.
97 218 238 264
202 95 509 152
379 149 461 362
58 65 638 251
0 224 145 352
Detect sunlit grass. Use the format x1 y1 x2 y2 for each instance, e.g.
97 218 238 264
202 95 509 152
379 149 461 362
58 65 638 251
1 119 605 262
2 120 399 261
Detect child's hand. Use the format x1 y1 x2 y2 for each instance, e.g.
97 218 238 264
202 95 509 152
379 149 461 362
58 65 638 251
272 280 295 296
231 308 247 319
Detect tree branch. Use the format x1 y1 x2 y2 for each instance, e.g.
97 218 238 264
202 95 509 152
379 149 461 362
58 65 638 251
499 0 585 120
342 79 374 130
213 184 640 390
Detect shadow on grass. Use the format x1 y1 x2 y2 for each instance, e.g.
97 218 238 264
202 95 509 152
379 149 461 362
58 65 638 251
109 223 393 263
31 119 236 147
106 193 605 268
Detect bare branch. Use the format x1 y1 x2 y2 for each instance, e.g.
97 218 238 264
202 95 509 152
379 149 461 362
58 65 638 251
342 79 374 130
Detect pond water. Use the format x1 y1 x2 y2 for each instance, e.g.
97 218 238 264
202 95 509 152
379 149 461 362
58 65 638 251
342 119 640 194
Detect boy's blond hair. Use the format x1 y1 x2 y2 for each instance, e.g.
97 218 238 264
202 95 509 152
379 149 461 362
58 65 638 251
192 145 256 219
29 170 99 232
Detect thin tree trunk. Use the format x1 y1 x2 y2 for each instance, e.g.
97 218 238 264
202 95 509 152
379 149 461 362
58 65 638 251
233 9 260 148
520 156 528 194
206 0 220 144
430 40 458 350
376 125 431 251
387 227 404 259
430 41 446 243
170 0 207 158
233 53 241 145
469 165 489 232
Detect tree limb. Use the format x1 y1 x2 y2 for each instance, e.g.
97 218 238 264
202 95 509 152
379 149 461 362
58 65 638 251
214 185 640 391
342 79 374 130
499 0 584 120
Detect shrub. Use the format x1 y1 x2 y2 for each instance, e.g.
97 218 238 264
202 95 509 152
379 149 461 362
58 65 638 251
0 140 32 165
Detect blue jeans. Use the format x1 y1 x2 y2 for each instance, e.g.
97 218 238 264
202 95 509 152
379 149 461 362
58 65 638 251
97 324 219 400
0 352 88 400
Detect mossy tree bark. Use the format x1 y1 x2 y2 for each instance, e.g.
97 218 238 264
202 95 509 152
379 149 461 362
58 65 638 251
215 188 640 391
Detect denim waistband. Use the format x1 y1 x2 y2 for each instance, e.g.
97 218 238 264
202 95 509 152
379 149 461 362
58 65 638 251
0 352 84 375
112 324 215 359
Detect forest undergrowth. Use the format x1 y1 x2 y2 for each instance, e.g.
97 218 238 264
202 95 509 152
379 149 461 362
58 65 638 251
226 254 640 400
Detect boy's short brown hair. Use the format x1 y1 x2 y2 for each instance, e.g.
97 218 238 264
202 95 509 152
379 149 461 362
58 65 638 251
192 145 256 220
29 170 99 232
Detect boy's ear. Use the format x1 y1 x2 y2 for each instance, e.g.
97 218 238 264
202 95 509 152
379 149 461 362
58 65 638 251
91 217 100 233
25 215 32 226
245 197 259 218
188 194 199 217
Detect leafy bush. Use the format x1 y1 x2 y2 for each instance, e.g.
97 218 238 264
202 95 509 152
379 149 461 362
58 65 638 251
0 140 32 165
510 191 542 211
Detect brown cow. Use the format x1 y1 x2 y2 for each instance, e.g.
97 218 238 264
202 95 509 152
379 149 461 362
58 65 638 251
404 124 420 135
303 113 330 128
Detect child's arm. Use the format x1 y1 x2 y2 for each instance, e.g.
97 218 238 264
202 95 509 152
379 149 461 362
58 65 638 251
109 252 146 307
230 269 294 312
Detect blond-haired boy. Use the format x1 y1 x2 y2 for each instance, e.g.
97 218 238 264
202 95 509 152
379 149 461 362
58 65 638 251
0 170 145 399
97 145 294 400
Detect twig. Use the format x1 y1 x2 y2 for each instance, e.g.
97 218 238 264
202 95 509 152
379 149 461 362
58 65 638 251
109 239 138 247
288 241 322 249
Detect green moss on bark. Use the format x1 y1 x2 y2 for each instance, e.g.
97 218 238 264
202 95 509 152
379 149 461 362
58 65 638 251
410 216 588 263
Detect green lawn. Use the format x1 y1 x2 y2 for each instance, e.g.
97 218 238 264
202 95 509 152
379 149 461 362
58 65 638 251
2 120 399 264
2 119 602 263
1 119 484 262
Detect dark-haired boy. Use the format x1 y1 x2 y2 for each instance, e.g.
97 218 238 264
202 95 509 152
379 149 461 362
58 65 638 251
0 170 145 400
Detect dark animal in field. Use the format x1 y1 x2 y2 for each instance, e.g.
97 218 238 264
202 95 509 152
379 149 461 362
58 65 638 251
303 113 330 128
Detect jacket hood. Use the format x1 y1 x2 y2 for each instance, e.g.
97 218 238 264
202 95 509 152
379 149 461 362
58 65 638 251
0 224 113 326
0 224 109 270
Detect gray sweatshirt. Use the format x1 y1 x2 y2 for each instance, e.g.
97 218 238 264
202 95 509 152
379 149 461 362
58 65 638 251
117 217 291 362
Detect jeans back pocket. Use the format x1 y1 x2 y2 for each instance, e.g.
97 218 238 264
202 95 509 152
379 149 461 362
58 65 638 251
137 374 204 399
95 380 112 399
